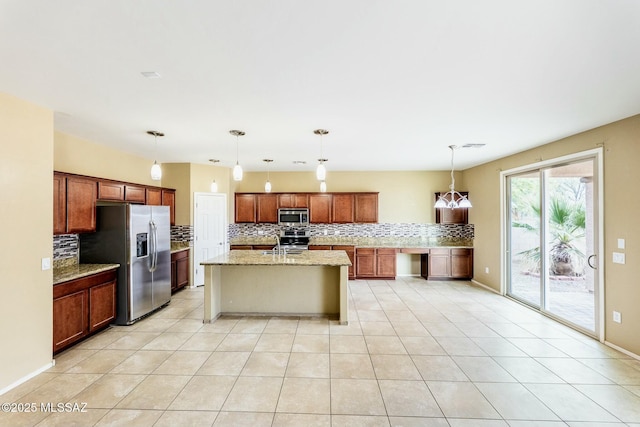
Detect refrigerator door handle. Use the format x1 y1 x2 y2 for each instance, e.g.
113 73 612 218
149 220 158 272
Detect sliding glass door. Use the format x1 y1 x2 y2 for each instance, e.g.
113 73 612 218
506 156 599 336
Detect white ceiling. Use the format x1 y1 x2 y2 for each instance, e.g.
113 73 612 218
2 0 640 172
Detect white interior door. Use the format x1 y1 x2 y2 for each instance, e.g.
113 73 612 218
193 192 227 287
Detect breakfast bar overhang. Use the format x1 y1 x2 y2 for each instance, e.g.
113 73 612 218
200 250 352 324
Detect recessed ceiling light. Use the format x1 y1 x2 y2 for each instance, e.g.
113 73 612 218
141 71 161 78
292 160 307 165
461 143 486 148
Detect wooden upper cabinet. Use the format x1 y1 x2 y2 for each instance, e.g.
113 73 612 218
97 181 124 201
355 193 378 223
235 193 257 223
66 176 97 233
435 191 469 224
146 188 162 206
278 193 309 208
257 194 278 223
161 189 176 226
309 194 332 223
332 193 355 223
124 185 146 203
53 173 67 234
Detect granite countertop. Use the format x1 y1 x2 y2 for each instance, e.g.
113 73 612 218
171 241 191 254
53 262 119 285
201 250 352 267
230 236 473 249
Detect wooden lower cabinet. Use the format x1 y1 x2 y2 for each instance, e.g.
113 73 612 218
355 248 396 279
53 269 117 353
171 249 190 293
425 248 473 279
310 245 356 279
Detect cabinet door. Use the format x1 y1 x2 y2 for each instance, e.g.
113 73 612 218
332 194 355 223
89 280 116 332
146 188 162 206
428 248 451 279
125 185 146 203
257 194 278 223
309 194 332 223
176 256 189 289
355 193 378 223
66 176 97 233
435 192 469 224
333 245 356 278
451 248 473 279
53 290 88 353
278 194 309 208
171 259 177 292
53 173 67 234
376 248 397 278
355 248 376 277
235 194 257 223
162 189 176 226
97 181 124 201
230 245 253 250
309 245 332 250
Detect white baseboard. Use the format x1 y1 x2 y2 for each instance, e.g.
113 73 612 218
604 341 640 361
0 361 54 396
471 279 501 294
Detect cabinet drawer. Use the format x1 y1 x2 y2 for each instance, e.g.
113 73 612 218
171 249 190 261
429 248 450 256
377 248 397 255
356 248 375 255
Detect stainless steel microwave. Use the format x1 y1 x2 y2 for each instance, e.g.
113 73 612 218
278 208 309 226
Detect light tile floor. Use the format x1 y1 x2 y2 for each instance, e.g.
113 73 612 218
2 277 640 426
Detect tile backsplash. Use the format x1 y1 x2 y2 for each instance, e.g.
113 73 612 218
229 222 474 240
53 225 195 261
55 223 471 261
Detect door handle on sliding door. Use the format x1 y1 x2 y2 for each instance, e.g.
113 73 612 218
587 254 597 269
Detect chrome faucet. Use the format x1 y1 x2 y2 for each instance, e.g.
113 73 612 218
273 234 281 255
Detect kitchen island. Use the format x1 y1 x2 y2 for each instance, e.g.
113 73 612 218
200 250 351 324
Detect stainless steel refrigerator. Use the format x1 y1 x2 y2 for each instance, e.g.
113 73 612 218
80 204 171 325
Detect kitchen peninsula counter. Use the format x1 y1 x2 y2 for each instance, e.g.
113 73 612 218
201 250 351 324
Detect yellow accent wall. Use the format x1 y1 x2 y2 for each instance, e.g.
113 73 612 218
54 131 158 185
0 93 54 391
465 114 640 355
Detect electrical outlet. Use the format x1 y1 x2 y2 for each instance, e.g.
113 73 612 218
258 230 264 235
323 229 328 235
617 238 625 249
613 311 621 323
41 257 51 271
335 230 340 235
613 252 626 264
485 267 490 274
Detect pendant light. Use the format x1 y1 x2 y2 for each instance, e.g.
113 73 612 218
209 159 219 192
434 145 472 209
314 129 328 180
230 130 245 181
263 159 273 192
320 180 327 193
147 130 164 181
